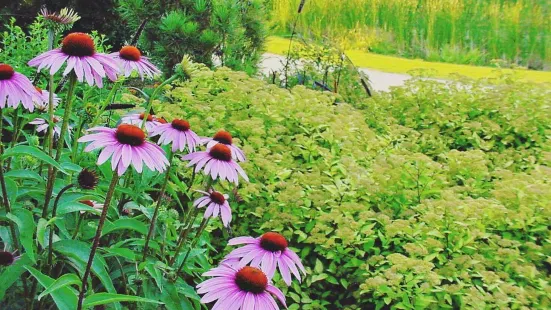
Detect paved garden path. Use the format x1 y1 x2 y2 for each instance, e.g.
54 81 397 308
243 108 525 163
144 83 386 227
259 53 441 92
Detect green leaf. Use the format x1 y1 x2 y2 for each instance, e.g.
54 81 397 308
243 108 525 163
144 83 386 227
83 293 163 307
103 218 148 235
25 267 77 310
3 146 67 174
38 273 81 300
0 254 32 300
7 208 36 262
161 281 194 310
144 260 163 292
4 169 44 182
53 240 118 301
56 201 100 216
4 177 18 203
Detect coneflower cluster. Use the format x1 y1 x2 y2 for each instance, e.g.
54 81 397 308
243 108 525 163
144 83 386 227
0 7 305 310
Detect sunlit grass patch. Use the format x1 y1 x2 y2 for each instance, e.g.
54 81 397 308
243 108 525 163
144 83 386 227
266 36 551 83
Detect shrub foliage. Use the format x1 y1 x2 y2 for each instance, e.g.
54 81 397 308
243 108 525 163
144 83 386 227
151 66 551 309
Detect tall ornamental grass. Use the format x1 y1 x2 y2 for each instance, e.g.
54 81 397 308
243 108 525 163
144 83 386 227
271 0 551 69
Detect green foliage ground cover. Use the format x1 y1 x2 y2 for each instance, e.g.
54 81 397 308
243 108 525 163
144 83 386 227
151 64 551 309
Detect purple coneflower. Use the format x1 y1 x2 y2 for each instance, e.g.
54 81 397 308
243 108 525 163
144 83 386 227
41 7 81 26
0 64 40 112
78 124 169 176
110 46 161 80
202 130 246 162
0 249 19 266
197 264 286 310
79 200 103 214
225 232 306 286
121 112 163 132
194 189 232 227
29 116 70 138
149 118 200 153
28 33 119 88
34 86 61 111
183 144 248 185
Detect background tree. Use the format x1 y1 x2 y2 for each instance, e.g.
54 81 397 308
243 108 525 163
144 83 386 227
118 0 267 75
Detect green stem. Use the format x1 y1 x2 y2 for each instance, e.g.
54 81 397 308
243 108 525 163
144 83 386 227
77 174 120 310
42 74 77 218
142 151 174 261
0 108 19 251
140 75 178 129
177 217 210 274
71 116 86 163
168 208 198 266
72 213 85 240
91 81 122 127
47 184 74 271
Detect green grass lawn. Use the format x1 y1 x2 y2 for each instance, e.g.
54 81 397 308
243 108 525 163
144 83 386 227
266 36 551 84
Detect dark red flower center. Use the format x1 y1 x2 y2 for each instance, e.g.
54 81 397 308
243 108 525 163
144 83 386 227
209 191 225 204
61 33 95 57
116 124 145 146
139 113 153 121
78 168 98 190
119 46 142 61
35 86 43 94
209 144 232 162
0 64 15 80
157 118 167 124
80 200 95 207
0 251 15 266
213 130 233 145
235 267 268 294
260 232 288 252
171 119 190 131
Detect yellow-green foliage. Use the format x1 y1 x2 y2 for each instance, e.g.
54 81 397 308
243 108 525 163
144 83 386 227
270 0 551 68
266 36 551 83
154 64 551 309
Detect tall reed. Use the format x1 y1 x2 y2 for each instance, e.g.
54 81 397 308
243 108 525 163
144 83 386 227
270 0 551 68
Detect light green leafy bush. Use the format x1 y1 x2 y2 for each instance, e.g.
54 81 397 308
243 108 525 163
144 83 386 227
149 64 550 309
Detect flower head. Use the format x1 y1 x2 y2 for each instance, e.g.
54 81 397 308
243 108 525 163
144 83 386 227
197 264 286 310
28 33 119 88
110 46 161 80
202 130 246 162
0 249 19 266
78 124 169 176
29 116 69 138
77 168 99 190
193 189 232 227
79 200 104 214
121 112 163 132
225 232 306 286
41 7 80 29
149 118 200 153
33 86 61 111
0 64 41 111
183 144 249 185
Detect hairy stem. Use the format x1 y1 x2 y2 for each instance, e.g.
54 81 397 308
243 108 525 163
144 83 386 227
77 174 120 310
177 217 210 274
142 152 173 261
47 184 74 271
42 74 77 218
